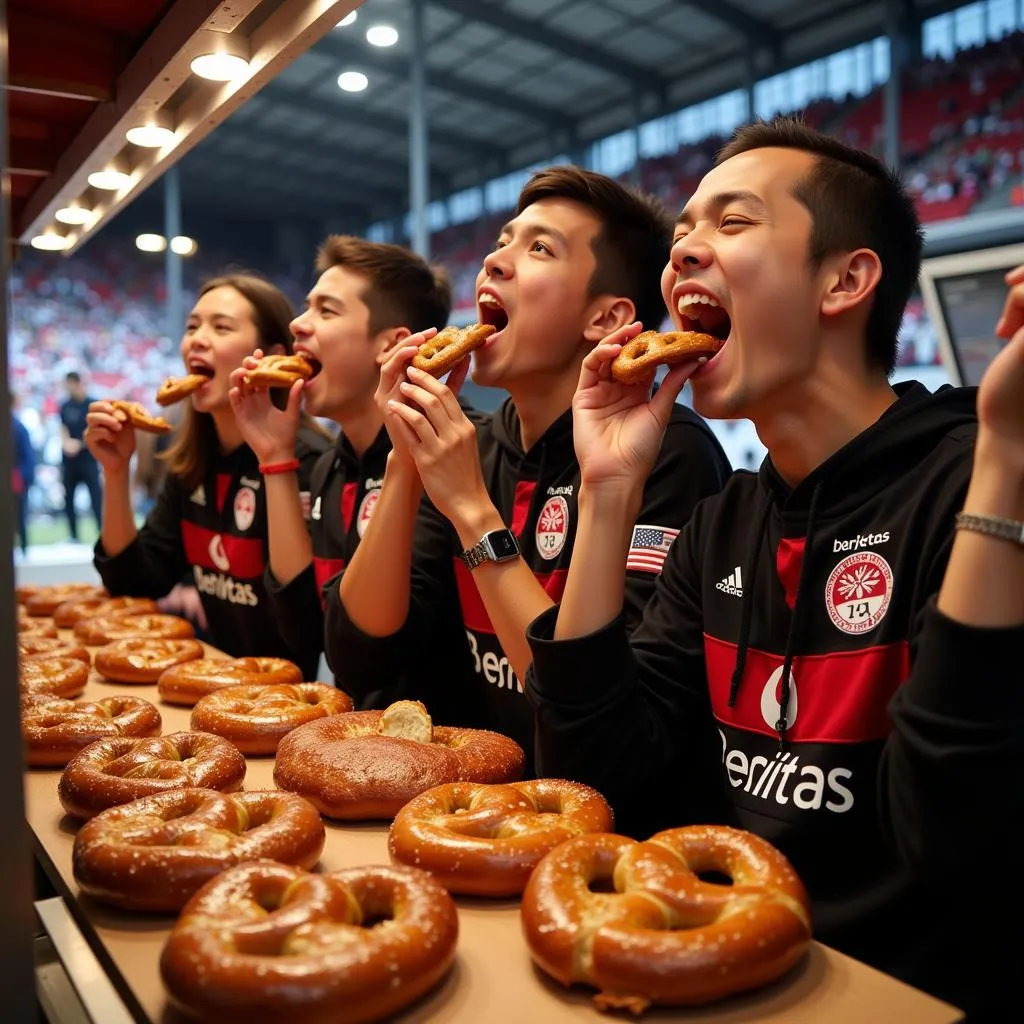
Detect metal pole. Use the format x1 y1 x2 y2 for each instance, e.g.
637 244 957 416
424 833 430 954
744 46 757 121
883 0 903 171
164 164 183 338
409 0 430 257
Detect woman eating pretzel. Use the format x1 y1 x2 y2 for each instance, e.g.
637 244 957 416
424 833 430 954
84 273 329 677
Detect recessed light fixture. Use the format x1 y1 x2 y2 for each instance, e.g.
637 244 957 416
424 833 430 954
55 205 93 226
337 10 357 28
30 231 72 251
170 235 197 256
88 167 132 191
126 111 176 148
337 70 369 92
190 51 250 82
366 25 398 47
136 233 168 253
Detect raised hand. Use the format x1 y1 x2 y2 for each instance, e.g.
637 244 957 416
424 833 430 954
84 400 136 475
228 349 302 465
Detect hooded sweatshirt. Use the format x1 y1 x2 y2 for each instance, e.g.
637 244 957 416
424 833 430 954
324 396 732 762
526 382 1024 1019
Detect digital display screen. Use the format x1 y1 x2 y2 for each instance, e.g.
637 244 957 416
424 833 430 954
933 269 1009 386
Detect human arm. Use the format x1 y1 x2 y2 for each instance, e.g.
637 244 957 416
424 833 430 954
84 399 139 557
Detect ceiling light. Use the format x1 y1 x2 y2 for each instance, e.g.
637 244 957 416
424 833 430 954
55 205 93 226
190 51 250 82
87 167 132 191
338 70 368 92
125 111 176 148
136 233 167 253
170 235 197 256
337 10 357 28
366 25 398 47
30 232 71 251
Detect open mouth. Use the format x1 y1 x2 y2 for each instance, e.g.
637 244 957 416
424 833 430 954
676 293 731 344
187 363 215 381
299 356 323 380
478 293 509 334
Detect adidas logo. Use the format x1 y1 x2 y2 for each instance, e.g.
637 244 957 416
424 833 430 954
190 485 206 507
716 565 743 597
310 496 322 521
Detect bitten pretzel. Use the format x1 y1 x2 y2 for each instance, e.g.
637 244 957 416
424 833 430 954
190 683 353 754
53 595 160 628
160 861 458 1024
274 702 526 819
389 779 613 896
111 400 172 434
243 353 314 389
522 826 812 1012
20 657 90 699
412 323 495 376
73 789 325 911
21 694 162 767
74 612 196 646
58 731 246 820
94 638 205 684
18 635 91 665
158 656 302 706
24 583 107 617
610 330 724 385
156 373 208 406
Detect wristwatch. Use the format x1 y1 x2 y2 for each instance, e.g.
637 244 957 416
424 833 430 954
460 528 521 570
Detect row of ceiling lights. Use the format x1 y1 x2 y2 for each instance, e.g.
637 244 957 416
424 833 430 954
335 9 398 93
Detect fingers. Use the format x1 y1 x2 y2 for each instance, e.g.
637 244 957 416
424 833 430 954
1005 264 1024 285
285 378 305 418
649 360 702 422
405 365 466 422
379 345 420 392
387 399 436 447
579 341 625 390
444 354 471 397
995 279 1024 340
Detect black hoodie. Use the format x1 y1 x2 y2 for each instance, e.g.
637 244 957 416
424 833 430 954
526 382 1024 1019
324 396 732 762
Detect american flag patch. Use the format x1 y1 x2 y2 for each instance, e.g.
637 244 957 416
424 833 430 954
626 524 679 574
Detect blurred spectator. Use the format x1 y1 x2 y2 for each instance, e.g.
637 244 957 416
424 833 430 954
11 392 35 554
59 370 102 541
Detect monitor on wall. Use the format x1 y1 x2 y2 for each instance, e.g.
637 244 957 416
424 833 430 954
919 242 1024 387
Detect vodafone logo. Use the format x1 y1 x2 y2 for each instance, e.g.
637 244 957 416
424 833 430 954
208 534 231 573
826 551 893 635
760 666 798 732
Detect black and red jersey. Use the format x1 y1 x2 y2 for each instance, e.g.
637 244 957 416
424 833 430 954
525 382 1024 1018
324 397 731 760
94 430 327 678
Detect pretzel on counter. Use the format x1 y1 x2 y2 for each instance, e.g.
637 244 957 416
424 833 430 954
20 657 90 699
74 612 196 646
412 323 495 377
23 582 107 617
18 635 91 665
53 595 160 629
111 400 172 434
242 354 314 389
94 638 205 684
156 373 208 406
610 330 724 385
157 656 303 706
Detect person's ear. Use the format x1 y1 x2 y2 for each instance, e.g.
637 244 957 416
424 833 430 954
820 248 882 320
582 296 636 343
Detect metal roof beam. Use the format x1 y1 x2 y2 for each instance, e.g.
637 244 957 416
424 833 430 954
686 2 779 44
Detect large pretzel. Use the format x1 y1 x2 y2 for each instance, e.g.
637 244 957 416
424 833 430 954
20 657 89 699
412 323 495 376
389 779 613 896
190 682 353 754
18 635 91 665
53 594 160 629
23 583 107 617
157 656 302 706
160 861 458 1024
242 353 314 389
521 826 812 1012
610 330 724 385
74 612 196 646
156 373 208 406
58 731 246 819
111 400 172 434
94 638 205 684
72 788 325 911
21 694 161 767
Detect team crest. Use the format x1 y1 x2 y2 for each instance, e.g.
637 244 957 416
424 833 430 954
536 496 569 560
233 486 256 532
357 488 381 537
825 551 893 635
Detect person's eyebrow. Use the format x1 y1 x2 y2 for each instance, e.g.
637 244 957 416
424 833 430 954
499 221 569 249
677 190 767 229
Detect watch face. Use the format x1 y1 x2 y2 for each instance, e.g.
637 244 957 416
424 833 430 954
486 530 519 560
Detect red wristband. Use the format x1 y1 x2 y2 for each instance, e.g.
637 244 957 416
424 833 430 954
258 458 300 475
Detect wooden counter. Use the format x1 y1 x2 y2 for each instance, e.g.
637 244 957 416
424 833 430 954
25 639 963 1024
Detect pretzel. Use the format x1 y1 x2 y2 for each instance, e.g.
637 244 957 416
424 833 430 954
74 612 196 646
610 330 724 385
94 638 205 684
18 635 91 665
20 657 90 699
21 694 162 767
53 595 160 628
58 731 246 820
389 779 613 896
190 683 353 754
18 618 58 638
412 323 495 376
157 656 302 706
274 702 526 819
16 585 39 605
23 582 107 617
111 400 172 434
242 353 314 389
73 789 325 911
522 825 812 1012
156 373 208 406
160 861 458 1024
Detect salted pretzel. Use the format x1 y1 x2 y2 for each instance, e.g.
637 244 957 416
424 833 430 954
412 323 495 376
242 353 314 389
21 694 162 767
18 618 58 638
157 656 302 706
58 730 246 820
110 400 172 434
94 638 205 684
53 595 160 628
18 635 91 665
23 582 106 617
20 657 90 699
190 683 353 754
160 861 458 1023
522 825 812 1012
389 779 613 896
156 373 208 406
610 329 724 385
274 700 525 819
74 612 195 646
73 788 325 911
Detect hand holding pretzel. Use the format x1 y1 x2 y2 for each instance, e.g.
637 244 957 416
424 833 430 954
110 400 172 434
229 349 302 465
84 399 136 474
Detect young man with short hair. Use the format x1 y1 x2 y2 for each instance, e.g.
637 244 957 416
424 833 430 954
325 167 732 758
526 118 1024 1020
